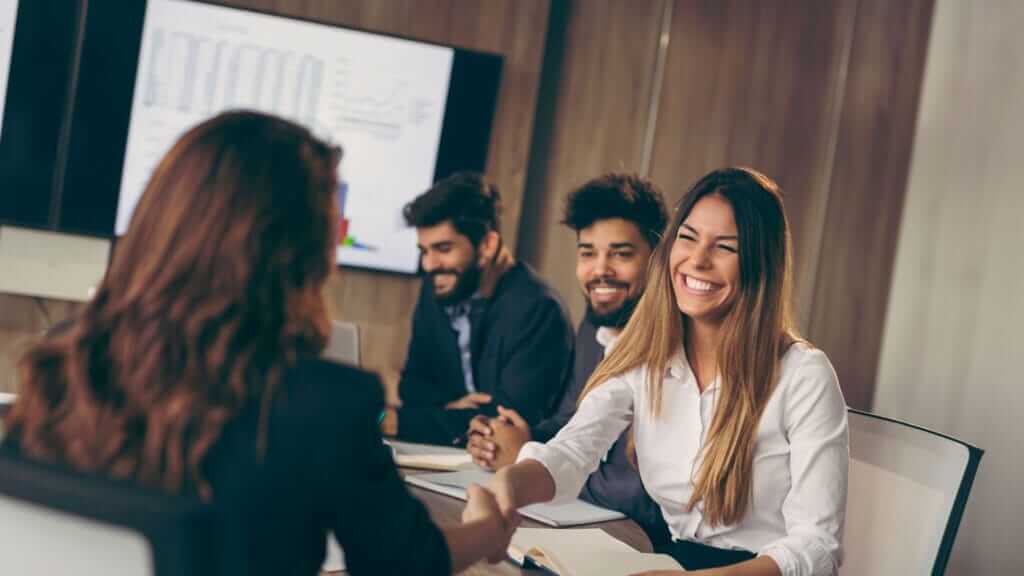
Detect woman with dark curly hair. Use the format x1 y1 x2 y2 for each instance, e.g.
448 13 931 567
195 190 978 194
2 111 514 575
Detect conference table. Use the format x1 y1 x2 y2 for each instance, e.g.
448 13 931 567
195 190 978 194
327 469 654 575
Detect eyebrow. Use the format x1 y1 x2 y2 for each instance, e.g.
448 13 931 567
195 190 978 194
418 241 454 251
681 223 738 241
576 242 638 249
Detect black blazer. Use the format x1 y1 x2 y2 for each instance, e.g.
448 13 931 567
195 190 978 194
4 359 451 576
397 262 574 444
532 318 669 543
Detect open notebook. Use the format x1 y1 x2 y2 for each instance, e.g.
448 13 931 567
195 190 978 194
404 469 626 527
508 528 683 575
384 439 474 471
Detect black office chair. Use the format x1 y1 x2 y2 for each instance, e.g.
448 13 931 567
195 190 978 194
0 448 214 575
841 408 983 576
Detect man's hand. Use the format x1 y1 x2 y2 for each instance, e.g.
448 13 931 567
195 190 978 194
488 406 531 469
466 406 532 470
466 415 497 469
445 392 493 410
379 405 399 437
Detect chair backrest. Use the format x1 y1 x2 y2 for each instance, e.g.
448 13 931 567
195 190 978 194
0 449 213 576
322 320 360 366
841 409 982 576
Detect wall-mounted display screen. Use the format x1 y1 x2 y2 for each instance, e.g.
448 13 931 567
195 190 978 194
67 0 501 274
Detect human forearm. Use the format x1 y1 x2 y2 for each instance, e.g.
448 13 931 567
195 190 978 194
704 556 782 576
491 458 556 511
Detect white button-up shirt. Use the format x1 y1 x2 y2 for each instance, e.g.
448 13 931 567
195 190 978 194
518 343 848 576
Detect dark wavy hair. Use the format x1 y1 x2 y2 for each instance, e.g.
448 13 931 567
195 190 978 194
3 111 340 500
402 171 501 246
561 173 669 249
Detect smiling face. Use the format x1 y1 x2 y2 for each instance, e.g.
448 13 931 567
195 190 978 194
576 218 653 328
416 221 482 305
669 194 740 327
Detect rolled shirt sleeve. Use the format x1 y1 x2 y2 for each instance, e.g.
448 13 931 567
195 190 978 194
758 351 849 576
517 374 635 504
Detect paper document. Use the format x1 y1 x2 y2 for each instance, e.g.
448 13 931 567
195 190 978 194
384 439 474 471
404 470 626 527
508 528 684 575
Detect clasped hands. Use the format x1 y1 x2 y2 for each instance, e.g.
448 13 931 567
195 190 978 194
465 406 532 470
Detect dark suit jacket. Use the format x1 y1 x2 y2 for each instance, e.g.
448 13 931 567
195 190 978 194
4 359 450 576
532 318 669 543
397 262 574 444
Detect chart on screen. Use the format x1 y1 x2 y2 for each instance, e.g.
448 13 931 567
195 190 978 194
117 0 455 273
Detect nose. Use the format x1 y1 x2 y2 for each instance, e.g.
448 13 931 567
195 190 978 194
593 253 612 278
421 251 438 272
691 243 713 269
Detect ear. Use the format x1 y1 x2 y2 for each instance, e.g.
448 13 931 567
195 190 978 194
476 230 500 265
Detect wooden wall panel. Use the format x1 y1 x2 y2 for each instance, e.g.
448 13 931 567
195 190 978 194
809 0 935 409
518 0 666 323
648 0 858 328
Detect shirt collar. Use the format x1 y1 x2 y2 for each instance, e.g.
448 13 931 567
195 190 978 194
595 326 620 353
667 345 720 391
443 292 484 319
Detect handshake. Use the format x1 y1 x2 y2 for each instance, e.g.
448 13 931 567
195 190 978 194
461 480 520 564
457 405 533 566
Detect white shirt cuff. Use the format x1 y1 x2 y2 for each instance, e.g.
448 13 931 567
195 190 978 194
517 440 588 504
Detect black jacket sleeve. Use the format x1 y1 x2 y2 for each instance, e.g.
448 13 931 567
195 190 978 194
396 286 439 407
531 366 582 442
327 374 452 575
485 296 572 428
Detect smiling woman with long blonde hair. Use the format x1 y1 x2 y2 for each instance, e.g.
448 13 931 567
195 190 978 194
490 167 848 576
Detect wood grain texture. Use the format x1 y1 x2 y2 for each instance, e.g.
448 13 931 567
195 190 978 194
808 0 935 410
648 0 859 330
517 0 666 323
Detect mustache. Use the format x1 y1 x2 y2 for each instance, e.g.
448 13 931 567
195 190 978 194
586 279 630 291
427 268 460 278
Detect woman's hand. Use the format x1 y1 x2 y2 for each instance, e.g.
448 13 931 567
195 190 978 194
488 467 521 521
463 483 519 563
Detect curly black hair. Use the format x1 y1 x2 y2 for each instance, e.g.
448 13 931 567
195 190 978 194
561 174 668 248
402 171 501 246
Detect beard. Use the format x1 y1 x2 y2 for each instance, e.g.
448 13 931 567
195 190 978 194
584 293 640 329
428 262 482 306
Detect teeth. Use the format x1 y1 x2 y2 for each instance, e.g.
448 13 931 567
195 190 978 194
685 275 715 292
592 286 623 294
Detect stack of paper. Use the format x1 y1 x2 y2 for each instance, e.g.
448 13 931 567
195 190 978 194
403 469 626 527
384 440 474 471
508 528 684 575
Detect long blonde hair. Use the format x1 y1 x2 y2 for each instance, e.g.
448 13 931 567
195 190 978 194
581 167 800 526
